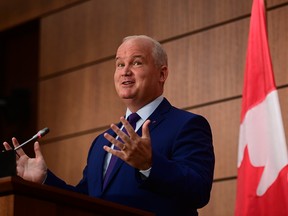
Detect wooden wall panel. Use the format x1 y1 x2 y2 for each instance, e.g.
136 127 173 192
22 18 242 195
38 61 125 138
199 180 237 216
0 0 86 31
163 19 248 108
0 195 14 216
268 5 288 86
40 0 253 77
268 0 288 6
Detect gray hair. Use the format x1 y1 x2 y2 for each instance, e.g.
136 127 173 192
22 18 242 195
122 35 168 68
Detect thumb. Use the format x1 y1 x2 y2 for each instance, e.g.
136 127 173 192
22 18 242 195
142 119 151 139
34 141 43 158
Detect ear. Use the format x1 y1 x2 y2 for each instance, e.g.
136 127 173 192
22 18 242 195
159 65 168 83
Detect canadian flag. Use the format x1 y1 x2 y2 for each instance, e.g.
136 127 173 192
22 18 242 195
235 0 288 215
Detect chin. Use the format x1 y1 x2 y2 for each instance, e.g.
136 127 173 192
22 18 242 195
118 92 135 99
118 94 131 99
122 96 134 100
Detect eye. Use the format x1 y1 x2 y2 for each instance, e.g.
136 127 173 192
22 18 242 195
133 61 142 66
116 62 125 68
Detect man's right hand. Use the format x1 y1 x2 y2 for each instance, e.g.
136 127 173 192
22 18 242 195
3 137 47 184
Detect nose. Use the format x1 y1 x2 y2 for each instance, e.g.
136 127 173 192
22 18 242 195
123 65 132 76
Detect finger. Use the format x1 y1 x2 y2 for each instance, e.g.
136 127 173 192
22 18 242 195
103 145 123 159
111 123 128 140
108 123 131 147
3 142 12 151
11 137 20 147
142 120 151 139
34 142 43 159
12 137 25 156
104 132 125 151
120 116 136 137
3 140 20 158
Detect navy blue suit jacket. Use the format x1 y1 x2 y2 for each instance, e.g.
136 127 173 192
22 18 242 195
45 98 215 216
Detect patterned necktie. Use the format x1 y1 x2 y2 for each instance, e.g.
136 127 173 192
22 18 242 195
103 113 141 188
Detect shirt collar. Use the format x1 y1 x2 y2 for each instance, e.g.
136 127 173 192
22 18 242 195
125 95 164 122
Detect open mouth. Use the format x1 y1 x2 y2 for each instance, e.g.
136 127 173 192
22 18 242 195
122 81 134 85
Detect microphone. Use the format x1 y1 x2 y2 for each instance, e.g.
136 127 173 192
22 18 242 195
14 127 50 151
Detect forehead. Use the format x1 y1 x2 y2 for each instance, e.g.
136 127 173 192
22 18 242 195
116 38 153 60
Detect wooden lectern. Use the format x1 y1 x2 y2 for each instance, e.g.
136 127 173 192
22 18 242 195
0 176 154 216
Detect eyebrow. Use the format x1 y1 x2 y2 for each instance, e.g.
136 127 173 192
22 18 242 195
115 55 144 61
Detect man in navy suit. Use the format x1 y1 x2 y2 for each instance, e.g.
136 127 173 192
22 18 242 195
4 35 215 215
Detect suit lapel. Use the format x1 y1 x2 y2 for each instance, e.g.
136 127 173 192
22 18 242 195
102 122 123 191
91 130 113 194
146 98 171 134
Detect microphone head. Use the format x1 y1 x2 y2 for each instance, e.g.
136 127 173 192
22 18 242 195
39 127 50 136
35 127 50 139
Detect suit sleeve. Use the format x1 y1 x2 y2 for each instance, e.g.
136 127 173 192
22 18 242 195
44 168 89 195
43 138 103 195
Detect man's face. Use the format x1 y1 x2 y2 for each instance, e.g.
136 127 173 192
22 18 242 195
114 38 166 108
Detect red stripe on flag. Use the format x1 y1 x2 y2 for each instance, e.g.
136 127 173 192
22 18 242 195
240 0 275 123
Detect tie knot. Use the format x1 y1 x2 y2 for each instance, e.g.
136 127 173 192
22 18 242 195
127 113 141 129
